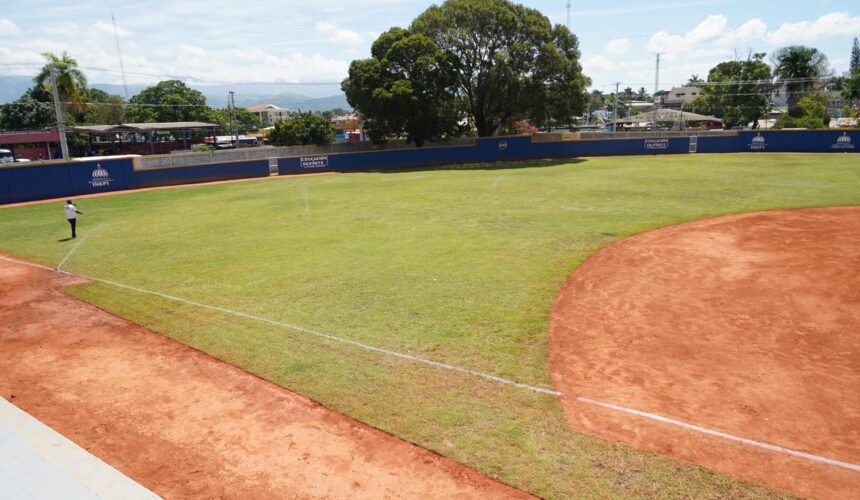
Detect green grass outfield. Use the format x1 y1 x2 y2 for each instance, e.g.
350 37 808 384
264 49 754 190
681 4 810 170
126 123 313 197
3 153 858 498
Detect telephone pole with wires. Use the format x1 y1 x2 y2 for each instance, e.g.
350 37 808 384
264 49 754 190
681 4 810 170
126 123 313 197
228 91 238 147
613 82 620 132
652 53 661 131
49 65 70 160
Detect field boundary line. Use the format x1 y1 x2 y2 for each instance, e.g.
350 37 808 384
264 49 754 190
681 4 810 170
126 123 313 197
3 253 860 474
90 275 562 395
57 234 89 270
576 397 860 473
1 255 561 397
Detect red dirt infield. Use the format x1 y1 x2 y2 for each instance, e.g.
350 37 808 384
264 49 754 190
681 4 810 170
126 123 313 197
0 259 532 499
549 206 860 499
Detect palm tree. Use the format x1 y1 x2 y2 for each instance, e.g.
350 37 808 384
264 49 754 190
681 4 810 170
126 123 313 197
34 51 88 117
772 46 831 114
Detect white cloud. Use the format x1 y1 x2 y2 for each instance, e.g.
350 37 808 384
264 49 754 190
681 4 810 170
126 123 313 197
648 12 860 58
42 22 80 38
0 18 21 37
91 21 132 38
0 22 350 86
582 55 617 72
604 38 630 55
766 12 860 44
315 20 364 45
572 0 731 18
648 15 748 54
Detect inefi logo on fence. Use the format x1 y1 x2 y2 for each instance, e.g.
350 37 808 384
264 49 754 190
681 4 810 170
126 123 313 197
498 140 508 151
300 155 329 169
644 138 669 150
89 163 113 188
832 132 855 150
749 133 767 151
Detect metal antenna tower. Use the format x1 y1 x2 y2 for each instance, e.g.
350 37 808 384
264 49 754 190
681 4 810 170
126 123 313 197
109 5 129 99
566 1 571 30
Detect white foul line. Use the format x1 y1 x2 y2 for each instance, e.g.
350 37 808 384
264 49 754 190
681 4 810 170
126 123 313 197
302 184 309 213
2 253 859 474
2 255 560 397
576 397 860 473
90 275 562 396
56 234 88 270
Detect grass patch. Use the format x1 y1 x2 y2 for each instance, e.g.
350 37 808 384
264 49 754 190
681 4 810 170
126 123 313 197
3 153 855 497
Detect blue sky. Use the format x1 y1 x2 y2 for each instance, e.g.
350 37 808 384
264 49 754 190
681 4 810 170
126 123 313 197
1 0 858 96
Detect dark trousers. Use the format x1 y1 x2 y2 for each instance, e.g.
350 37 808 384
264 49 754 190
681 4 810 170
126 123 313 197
68 218 77 238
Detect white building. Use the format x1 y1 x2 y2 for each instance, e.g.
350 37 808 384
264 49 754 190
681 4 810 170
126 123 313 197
662 86 702 109
247 103 291 126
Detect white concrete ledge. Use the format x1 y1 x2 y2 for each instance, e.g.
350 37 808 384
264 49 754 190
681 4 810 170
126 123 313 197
0 397 159 500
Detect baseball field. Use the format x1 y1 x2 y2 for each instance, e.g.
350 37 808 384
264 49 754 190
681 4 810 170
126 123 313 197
1 153 859 498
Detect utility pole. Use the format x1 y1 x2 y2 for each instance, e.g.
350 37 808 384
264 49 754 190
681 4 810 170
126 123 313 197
613 82 620 132
653 53 661 132
228 91 237 147
49 65 69 160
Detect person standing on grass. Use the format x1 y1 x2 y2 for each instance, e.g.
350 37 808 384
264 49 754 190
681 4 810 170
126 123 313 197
64 200 83 239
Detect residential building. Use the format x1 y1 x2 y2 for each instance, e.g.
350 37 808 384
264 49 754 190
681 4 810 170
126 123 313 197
662 85 702 109
330 113 365 142
247 103 291 126
613 108 722 130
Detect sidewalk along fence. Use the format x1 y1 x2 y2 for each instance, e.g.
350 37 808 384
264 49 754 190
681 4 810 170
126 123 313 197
0 130 856 205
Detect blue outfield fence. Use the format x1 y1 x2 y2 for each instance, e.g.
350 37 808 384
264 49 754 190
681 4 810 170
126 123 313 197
0 130 857 205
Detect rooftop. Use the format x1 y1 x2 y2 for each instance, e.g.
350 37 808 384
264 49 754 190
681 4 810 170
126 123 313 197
71 122 219 133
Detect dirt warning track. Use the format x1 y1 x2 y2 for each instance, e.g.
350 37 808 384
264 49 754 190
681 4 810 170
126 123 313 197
0 260 532 499
550 206 860 499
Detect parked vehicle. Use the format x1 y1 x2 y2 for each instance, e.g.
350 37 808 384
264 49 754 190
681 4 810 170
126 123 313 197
0 149 14 164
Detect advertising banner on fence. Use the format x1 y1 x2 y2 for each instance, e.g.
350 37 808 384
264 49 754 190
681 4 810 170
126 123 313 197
300 156 329 169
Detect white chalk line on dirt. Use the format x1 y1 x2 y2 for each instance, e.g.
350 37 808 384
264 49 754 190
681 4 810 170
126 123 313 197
2 253 859 474
576 397 860 473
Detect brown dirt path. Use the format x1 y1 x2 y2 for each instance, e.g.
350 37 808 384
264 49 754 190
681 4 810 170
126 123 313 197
549 206 860 499
0 259 533 499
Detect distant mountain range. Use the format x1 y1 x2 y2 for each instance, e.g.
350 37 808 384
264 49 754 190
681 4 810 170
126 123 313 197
0 76 351 112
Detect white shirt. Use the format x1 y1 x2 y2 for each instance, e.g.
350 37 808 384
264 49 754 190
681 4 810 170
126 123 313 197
64 204 77 219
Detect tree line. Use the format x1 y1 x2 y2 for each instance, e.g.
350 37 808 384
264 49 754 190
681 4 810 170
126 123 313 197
0 53 263 134
684 40 860 129
0 52 342 147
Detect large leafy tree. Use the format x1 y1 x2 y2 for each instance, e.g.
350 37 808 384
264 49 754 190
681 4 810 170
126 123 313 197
776 93 828 129
83 88 126 125
684 53 772 129
842 65 860 116
526 24 590 130
125 80 210 123
409 0 588 136
0 87 55 131
772 46 831 114
207 107 262 134
342 27 459 146
851 37 859 74
34 51 88 117
268 111 334 146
